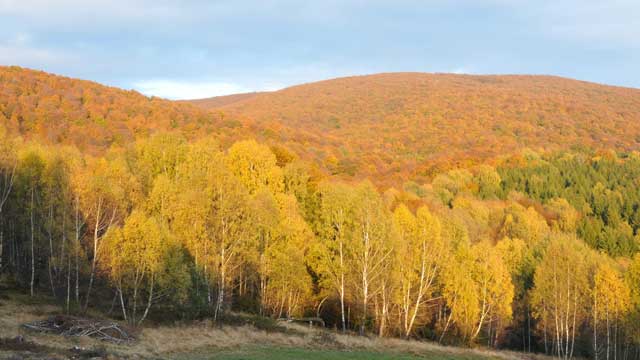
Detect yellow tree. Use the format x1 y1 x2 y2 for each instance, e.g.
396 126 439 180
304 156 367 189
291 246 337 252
626 254 640 347
545 198 579 233
41 150 74 298
349 181 394 335
15 145 46 297
226 139 283 195
0 125 17 270
495 237 529 295
0 124 18 233
172 140 253 320
262 194 314 318
496 236 536 352
592 261 631 360
472 164 502 199
168 139 219 273
226 139 287 315
101 210 167 325
500 204 550 247
311 181 355 332
251 188 280 314
72 154 139 311
392 204 447 338
440 241 514 345
470 241 514 345
530 234 593 359
129 132 187 194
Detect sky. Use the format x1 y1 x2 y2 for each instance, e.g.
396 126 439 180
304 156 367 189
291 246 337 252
1 0 639 99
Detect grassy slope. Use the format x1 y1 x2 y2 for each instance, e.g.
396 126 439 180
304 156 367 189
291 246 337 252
0 289 547 360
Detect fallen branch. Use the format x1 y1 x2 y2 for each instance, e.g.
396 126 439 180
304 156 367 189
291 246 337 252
22 315 135 344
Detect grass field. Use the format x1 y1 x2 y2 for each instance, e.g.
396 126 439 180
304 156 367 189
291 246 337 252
178 345 495 360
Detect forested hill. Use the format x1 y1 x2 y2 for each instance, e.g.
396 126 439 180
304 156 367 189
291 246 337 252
191 73 640 182
0 66 273 153
4 66 640 185
4 67 640 359
181 91 264 108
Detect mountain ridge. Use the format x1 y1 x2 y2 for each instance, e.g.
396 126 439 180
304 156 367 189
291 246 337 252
186 72 640 110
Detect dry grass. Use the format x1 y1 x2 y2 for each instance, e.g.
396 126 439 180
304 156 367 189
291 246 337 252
0 291 553 360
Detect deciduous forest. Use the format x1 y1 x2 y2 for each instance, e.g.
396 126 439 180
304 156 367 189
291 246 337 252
2 66 640 360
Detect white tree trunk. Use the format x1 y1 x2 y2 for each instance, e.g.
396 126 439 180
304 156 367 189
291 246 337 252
30 189 35 297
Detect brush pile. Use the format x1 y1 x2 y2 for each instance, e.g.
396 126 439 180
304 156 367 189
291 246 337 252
22 315 135 344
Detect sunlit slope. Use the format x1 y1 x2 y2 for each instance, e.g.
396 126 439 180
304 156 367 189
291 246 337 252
3 66 640 184
185 92 265 109
0 66 264 153
209 73 640 182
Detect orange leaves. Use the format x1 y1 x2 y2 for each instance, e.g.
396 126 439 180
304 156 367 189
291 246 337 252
5 67 640 187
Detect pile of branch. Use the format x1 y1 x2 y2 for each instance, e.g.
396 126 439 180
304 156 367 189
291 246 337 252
278 317 326 327
22 315 135 344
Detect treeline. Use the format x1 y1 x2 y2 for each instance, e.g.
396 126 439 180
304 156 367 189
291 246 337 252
1 127 640 359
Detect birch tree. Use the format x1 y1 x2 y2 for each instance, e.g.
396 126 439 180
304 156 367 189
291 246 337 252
0 126 16 273
312 181 355 332
349 181 394 335
262 194 314 318
530 234 593 359
392 204 447 338
440 241 514 344
172 142 253 320
72 155 139 310
592 261 631 360
102 210 167 325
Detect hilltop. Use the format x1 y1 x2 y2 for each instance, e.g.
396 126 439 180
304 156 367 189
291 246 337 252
182 92 264 109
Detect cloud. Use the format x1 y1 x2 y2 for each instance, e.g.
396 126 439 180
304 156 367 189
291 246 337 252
542 1 640 48
131 79 281 100
449 67 474 75
2 0 640 89
490 0 640 48
0 33 76 67
0 0 185 22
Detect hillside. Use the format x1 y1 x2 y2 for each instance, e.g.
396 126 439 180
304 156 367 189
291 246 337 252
184 92 265 109
3 68 640 359
195 73 640 183
0 66 271 153
3 67 640 185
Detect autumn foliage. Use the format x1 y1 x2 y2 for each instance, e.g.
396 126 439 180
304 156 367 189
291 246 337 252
4 67 640 187
2 67 640 359
192 72 640 184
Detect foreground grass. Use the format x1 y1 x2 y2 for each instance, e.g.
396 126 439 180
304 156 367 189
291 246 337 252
177 345 500 360
0 288 544 360
183 346 420 360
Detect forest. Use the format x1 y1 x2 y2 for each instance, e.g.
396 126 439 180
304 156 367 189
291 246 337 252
5 66 640 188
1 123 640 360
